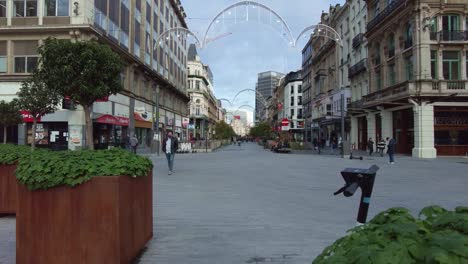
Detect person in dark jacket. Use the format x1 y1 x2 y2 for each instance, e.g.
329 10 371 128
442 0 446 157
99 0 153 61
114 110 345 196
368 138 374 156
386 137 396 164
162 131 179 175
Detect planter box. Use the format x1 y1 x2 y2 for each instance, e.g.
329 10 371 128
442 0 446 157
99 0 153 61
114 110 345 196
17 171 153 264
0 164 18 215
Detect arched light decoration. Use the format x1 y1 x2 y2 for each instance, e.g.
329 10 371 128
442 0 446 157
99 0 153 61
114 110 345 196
153 27 202 52
235 104 255 113
232 88 268 107
202 0 295 48
296 24 343 47
218 98 234 107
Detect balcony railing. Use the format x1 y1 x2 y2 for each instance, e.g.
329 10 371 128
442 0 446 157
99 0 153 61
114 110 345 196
352 33 364 49
447 80 466 90
362 81 409 105
437 30 468 41
367 0 405 32
348 58 368 78
430 31 438 40
429 80 467 94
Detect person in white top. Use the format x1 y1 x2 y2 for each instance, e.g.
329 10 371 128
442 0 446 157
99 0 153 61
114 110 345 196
162 131 179 175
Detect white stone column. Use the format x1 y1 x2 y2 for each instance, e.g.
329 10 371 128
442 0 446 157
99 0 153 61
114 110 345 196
381 109 393 140
461 48 467 80
38 0 44 25
412 104 437 158
350 116 358 148
437 49 444 80
366 113 376 141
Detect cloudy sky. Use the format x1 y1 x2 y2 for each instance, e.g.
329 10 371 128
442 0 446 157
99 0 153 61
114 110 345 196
180 0 345 113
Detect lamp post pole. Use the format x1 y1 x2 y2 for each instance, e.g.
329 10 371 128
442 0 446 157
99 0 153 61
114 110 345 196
155 86 160 156
341 90 345 158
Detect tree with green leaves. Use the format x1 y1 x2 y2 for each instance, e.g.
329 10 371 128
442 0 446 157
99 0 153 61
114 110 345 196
214 120 236 139
17 73 61 150
0 100 22 144
37 38 124 150
249 122 272 139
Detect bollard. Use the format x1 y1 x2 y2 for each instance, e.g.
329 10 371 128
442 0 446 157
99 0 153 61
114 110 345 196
334 165 379 224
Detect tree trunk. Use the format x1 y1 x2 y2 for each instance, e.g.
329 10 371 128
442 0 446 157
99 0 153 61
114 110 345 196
3 126 7 144
84 105 94 150
32 118 37 150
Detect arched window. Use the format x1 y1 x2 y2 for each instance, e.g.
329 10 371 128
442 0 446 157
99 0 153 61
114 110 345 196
405 23 413 49
195 99 201 104
387 33 395 58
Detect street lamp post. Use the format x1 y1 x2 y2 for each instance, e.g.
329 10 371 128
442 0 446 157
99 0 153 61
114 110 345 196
152 85 160 156
340 90 345 158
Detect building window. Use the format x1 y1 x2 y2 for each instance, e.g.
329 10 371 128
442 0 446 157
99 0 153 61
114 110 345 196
14 0 37 17
0 0 7 16
195 80 200 90
120 0 130 48
405 56 413 81
290 96 294 106
442 14 459 31
387 33 395 58
431 50 438 79
45 0 69 16
290 109 294 118
442 51 460 80
13 41 38 73
298 96 302 105
0 41 6 73
388 64 396 86
376 70 382 90
374 43 381 65
290 85 294 94
405 23 413 49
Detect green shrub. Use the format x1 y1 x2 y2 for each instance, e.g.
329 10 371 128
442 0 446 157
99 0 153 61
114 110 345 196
313 206 468 264
12 147 152 190
0 144 35 165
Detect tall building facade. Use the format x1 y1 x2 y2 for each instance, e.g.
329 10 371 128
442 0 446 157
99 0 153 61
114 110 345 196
283 71 304 141
187 44 219 140
255 71 284 122
0 0 190 150
347 0 468 157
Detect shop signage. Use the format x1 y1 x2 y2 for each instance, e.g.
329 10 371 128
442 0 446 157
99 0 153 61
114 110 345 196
168 118 174 126
435 117 468 126
95 115 129 126
175 119 182 127
188 124 195 130
134 107 152 122
21 110 40 123
182 118 189 128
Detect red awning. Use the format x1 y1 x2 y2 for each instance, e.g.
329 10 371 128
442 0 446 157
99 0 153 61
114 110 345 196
20 110 40 123
95 115 129 126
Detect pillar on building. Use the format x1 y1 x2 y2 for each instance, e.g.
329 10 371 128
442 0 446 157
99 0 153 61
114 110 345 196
461 48 467 80
412 104 437 158
380 109 393 140
366 112 376 141
350 116 358 148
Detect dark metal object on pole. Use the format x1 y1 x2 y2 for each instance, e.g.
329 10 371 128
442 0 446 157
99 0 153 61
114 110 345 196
334 165 379 224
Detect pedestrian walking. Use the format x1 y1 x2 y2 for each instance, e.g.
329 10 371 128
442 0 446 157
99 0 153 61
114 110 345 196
368 138 374 156
162 131 179 175
377 138 386 157
386 137 396 164
130 134 138 154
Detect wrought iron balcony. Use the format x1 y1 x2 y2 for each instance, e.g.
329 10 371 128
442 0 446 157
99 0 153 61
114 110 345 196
367 0 405 32
362 81 410 105
352 33 364 49
437 30 468 41
348 59 367 78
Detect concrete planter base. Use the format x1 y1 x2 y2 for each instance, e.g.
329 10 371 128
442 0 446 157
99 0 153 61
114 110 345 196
16 172 153 264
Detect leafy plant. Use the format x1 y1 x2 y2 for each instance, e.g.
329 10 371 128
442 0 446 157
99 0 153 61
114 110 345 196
313 206 468 264
14 147 152 190
214 120 236 139
249 122 272 139
0 100 22 144
37 38 124 150
0 144 35 165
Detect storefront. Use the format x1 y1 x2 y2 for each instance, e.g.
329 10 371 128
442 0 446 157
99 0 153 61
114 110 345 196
393 108 414 154
134 112 152 148
357 116 367 150
93 114 129 149
434 106 468 156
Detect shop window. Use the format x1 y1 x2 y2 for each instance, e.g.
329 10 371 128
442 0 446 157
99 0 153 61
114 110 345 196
13 41 38 73
0 41 6 73
14 0 37 17
431 50 437 79
442 51 460 80
45 0 69 16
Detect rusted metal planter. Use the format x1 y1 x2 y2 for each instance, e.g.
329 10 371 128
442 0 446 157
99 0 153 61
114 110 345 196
0 164 18 215
16 171 153 264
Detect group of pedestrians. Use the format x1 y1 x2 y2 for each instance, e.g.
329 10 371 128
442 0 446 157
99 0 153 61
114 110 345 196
367 137 396 164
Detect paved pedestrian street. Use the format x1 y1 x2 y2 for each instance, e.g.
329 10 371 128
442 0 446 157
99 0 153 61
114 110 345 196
1 143 467 264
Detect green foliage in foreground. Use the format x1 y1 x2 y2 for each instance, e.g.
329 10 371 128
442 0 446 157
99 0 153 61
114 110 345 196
0 144 36 165
1 146 153 190
313 206 468 264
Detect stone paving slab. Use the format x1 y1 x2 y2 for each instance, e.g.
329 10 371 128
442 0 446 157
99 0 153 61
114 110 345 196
1 143 467 264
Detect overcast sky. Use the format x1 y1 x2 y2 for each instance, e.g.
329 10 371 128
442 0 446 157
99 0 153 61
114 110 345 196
180 0 345 112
